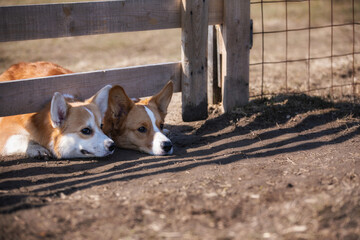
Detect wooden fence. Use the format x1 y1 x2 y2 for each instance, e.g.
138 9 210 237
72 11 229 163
0 0 250 121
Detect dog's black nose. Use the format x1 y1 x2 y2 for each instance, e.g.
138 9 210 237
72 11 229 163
161 141 173 153
106 140 115 152
108 142 115 152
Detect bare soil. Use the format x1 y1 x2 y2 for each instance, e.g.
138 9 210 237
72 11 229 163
1 93 359 240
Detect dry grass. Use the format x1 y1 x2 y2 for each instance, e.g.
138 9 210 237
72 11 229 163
0 29 181 73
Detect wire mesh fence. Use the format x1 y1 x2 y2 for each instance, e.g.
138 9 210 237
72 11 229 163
250 0 360 102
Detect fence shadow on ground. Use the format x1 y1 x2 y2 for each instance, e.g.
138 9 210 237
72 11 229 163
0 94 359 213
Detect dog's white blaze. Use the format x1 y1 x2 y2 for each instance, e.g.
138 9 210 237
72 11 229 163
144 106 160 132
57 107 113 158
144 106 172 155
84 107 96 123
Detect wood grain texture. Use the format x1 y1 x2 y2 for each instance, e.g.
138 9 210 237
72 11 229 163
216 25 224 89
208 0 223 26
0 0 223 42
208 25 215 105
208 25 221 105
181 0 209 121
0 62 181 116
220 0 250 113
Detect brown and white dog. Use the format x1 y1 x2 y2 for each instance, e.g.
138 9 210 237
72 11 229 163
103 81 174 156
0 62 115 159
0 61 174 156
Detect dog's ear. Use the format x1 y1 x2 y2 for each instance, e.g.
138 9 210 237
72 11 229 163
108 85 134 119
87 85 112 118
50 92 69 128
150 80 173 116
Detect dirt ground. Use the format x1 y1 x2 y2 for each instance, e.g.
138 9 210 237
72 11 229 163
0 93 359 240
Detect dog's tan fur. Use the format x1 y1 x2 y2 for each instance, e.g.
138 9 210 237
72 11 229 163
0 61 72 81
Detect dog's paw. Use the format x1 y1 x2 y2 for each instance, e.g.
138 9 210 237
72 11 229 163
26 144 52 160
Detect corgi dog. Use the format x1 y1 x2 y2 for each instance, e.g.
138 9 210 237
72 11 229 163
0 62 115 159
103 81 174 156
0 61 73 81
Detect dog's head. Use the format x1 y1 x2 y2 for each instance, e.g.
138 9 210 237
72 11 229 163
50 85 115 158
103 81 173 155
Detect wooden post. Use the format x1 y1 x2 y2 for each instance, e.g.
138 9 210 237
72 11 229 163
181 0 209 121
220 0 250 112
207 25 221 105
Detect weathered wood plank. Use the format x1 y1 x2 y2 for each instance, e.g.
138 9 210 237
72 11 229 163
0 0 223 42
220 0 250 112
0 62 181 117
208 25 215 105
207 25 221 105
208 0 223 26
216 25 224 89
181 0 209 121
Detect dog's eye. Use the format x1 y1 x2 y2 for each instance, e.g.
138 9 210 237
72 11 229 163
137 126 147 133
100 123 103 129
81 127 92 135
160 124 164 130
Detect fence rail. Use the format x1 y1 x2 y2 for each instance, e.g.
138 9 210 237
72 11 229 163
0 0 223 42
0 62 181 116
